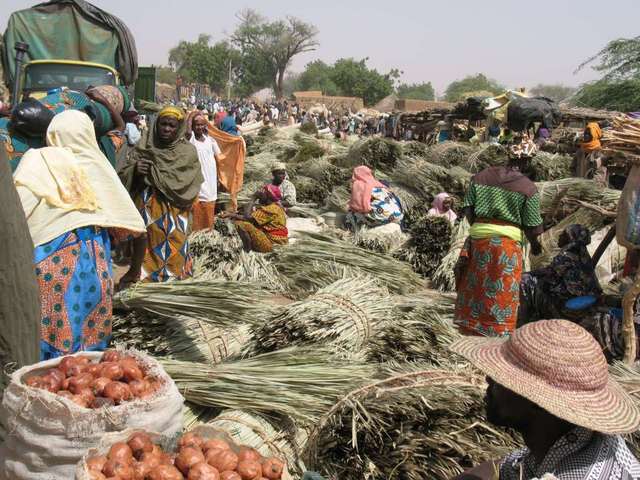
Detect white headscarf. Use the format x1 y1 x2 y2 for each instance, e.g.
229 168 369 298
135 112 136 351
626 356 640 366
14 110 145 247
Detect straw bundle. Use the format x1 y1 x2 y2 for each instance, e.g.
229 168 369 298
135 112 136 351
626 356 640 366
392 159 472 203
291 132 327 163
528 152 573 181
395 212 453 277
271 232 424 294
345 137 404 172
183 403 219 430
390 183 423 211
199 251 285 292
293 175 329 205
324 185 350 213
432 219 471 292
366 294 460 365
243 151 279 182
205 410 308 475
246 276 393 355
402 141 429 159
189 226 243 275
537 178 620 223
463 143 508 173
609 362 640 456
161 348 376 425
424 141 477 168
307 365 519 480
113 280 271 326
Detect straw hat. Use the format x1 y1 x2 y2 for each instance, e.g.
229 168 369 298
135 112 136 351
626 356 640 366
450 319 640 434
271 162 287 172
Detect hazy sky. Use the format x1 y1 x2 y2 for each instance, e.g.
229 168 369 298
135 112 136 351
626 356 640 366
3 0 640 95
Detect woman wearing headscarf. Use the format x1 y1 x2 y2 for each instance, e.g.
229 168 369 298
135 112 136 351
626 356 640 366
576 121 606 185
13 110 145 360
519 224 602 326
427 192 457 224
346 166 403 229
117 106 203 287
230 184 288 253
454 156 543 338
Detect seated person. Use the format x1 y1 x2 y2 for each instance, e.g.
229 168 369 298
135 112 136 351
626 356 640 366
271 162 296 208
519 224 602 326
231 185 288 253
345 166 403 230
427 192 457 224
451 319 640 480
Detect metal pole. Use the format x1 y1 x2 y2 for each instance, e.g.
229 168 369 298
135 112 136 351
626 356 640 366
11 42 29 107
227 59 232 100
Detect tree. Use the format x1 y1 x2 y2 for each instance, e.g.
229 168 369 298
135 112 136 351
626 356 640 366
397 82 435 101
156 66 177 85
295 60 339 96
331 58 395 106
444 74 503 102
232 9 319 99
577 36 640 79
528 84 577 102
572 78 640 112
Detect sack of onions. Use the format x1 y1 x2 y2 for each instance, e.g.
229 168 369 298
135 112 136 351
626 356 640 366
76 425 290 480
0 349 184 480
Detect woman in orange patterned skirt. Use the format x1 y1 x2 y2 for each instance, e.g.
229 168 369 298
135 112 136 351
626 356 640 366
232 185 288 253
454 157 543 337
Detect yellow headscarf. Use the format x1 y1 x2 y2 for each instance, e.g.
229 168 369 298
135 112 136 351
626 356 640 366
581 122 602 153
159 105 186 121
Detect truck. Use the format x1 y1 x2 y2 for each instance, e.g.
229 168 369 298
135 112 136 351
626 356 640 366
1 0 156 106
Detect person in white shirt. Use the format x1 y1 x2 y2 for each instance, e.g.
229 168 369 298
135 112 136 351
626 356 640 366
186 110 221 231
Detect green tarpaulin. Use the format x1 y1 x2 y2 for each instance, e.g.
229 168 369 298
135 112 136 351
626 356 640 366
2 0 138 86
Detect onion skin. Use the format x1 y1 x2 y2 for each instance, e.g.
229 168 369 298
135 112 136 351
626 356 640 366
175 447 205 475
103 458 134 480
77 387 96 405
100 362 124 381
68 373 95 394
58 356 77 376
57 390 74 400
204 449 224 467
219 472 241 480
88 471 107 480
70 394 89 408
147 465 185 480
188 462 220 480
47 368 65 384
101 350 121 363
108 442 134 463
203 439 230 453
210 450 238 473
66 363 87 377
87 455 108 472
122 364 143 383
86 363 103 377
103 381 132 405
140 450 162 470
92 377 112 396
128 432 154 458
237 461 261 480
237 448 261 464
76 356 91 365
261 458 284 480
128 379 147 398
132 460 152 480
178 432 204 450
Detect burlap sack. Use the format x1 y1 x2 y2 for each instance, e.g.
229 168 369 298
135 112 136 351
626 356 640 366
0 349 183 480
75 425 292 480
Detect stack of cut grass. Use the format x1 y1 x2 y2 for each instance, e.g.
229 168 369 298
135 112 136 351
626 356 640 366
307 365 519 480
189 225 243 275
354 224 408 254
112 311 254 364
392 158 472 203
608 362 640 456
424 141 477 168
161 347 375 426
528 152 573 181
602 115 640 157
243 151 279 183
432 219 470 292
246 276 393 355
199 251 285 292
366 293 460 365
395 211 453 277
205 410 308 475
290 132 327 163
390 183 423 211
345 137 404 173
463 143 508 173
537 178 620 223
323 185 350 213
271 232 424 294
114 280 271 325
402 141 429 159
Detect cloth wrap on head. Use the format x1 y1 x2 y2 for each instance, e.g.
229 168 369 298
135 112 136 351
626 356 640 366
118 106 203 208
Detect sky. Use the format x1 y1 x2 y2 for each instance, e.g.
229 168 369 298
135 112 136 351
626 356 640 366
3 0 640 95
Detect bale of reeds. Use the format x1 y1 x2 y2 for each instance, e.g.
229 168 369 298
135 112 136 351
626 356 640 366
366 293 459 365
463 143 508 173
306 365 519 480
291 132 327 163
432 219 470 292
246 276 393 355
189 224 243 275
346 137 404 173
392 159 472 203
161 348 376 426
271 232 424 294
527 152 573 181
424 141 477 168
243 151 279 183
402 141 429 159
323 186 350 213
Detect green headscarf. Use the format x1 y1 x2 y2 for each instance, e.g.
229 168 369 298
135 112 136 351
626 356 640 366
118 108 203 208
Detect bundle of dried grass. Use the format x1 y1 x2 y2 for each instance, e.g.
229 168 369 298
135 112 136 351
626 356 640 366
243 151 279 183
246 276 393 355
345 137 404 172
189 225 243 275
432 219 470 292
424 141 477 168
366 293 460 365
537 178 620 223
205 410 308 475
464 143 508 173
290 132 327 163
161 348 376 425
323 185 350 213
528 152 573 181
271 232 424 294
199 251 286 292
392 159 472 203
307 365 519 480
390 183 423 211
114 280 271 327
602 115 640 157
402 141 429 159
395 212 453 277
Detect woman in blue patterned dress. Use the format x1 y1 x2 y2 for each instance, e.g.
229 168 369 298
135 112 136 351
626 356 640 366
346 165 403 229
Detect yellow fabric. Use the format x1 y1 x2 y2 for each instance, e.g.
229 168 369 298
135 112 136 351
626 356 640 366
14 110 145 247
159 106 185 121
469 222 523 243
581 122 602 153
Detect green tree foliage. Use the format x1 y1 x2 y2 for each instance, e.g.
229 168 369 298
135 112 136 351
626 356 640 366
397 82 435 101
577 36 640 79
529 84 576 102
156 67 177 85
572 78 640 112
295 60 339 96
444 74 503 102
231 9 318 99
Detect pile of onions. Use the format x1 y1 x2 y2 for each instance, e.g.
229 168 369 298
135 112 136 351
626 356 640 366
23 350 161 409
86 431 285 480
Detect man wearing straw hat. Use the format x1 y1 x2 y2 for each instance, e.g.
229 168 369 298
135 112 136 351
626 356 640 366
450 319 640 480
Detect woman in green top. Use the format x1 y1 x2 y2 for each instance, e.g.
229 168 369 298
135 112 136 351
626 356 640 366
454 157 543 337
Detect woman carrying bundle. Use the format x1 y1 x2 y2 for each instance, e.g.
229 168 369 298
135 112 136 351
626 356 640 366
13 110 145 360
518 224 602 326
230 184 288 253
454 156 543 337
346 166 403 230
118 106 203 287
427 192 457 224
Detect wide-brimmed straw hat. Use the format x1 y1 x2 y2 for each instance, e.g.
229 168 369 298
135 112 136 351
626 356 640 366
450 319 640 434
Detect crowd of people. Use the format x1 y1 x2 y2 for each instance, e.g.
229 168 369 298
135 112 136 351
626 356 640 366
5 83 640 478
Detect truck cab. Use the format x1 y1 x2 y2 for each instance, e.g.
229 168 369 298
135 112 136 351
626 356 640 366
21 60 120 99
